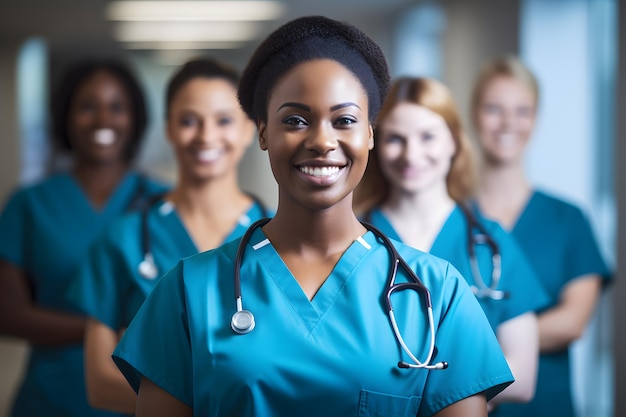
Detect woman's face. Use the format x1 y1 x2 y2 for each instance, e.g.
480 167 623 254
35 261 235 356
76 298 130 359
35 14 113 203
259 59 373 211
167 77 254 183
377 103 456 196
474 75 536 165
67 69 134 164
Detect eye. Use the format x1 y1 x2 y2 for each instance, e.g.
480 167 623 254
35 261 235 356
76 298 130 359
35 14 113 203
77 100 96 113
217 116 233 126
282 115 308 127
179 115 198 127
483 103 502 115
516 106 533 118
109 100 127 114
384 133 405 144
333 116 357 128
421 131 435 141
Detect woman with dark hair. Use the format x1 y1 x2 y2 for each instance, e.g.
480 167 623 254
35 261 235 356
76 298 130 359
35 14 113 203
354 77 550 413
0 58 166 417
470 55 611 417
112 16 514 417
67 56 267 415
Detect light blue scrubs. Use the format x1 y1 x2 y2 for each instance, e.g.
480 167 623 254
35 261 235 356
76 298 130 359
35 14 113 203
366 205 550 331
68 198 269 331
0 172 168 417
113 227 513 416
490 191 611 417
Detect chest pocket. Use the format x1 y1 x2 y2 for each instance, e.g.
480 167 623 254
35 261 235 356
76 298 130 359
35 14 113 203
358 390 421 417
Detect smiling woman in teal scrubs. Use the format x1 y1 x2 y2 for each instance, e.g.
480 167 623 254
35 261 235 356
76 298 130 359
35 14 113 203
470 56 611 417
67 57 266 415
0 59 166 417
354 77 549 414
112 17 513 417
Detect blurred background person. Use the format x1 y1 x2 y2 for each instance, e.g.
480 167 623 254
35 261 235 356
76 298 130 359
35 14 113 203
0 58 167 417
470 55 612 417
67 57 267 415
354 76 549 413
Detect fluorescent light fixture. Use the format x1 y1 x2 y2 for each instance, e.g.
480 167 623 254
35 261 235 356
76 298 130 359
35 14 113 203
107 1 286 22
113 21 260 42
121 41 244 50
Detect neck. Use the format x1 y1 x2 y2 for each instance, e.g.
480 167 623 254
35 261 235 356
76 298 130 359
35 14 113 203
384 182 456 224
478 159 531 204
265 194 365 256
169 172 247 218
72 159 131 207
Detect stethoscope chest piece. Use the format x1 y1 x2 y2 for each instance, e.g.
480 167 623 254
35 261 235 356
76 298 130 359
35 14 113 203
138 253 158 280
231 310 255 334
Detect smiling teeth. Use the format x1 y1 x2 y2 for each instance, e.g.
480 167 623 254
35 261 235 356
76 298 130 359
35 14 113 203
197 149 222 162
300 166 340 177
94 129 115 146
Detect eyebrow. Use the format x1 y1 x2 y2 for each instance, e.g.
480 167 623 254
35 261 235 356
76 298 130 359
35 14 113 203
276 102 362 113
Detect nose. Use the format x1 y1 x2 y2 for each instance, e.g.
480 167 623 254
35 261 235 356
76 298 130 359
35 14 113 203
197 120 218 145
403 137 426 162
95 105 113 127
304 123 338 154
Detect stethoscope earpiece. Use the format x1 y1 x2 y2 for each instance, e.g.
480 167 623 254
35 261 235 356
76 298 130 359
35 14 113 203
138 253 158 280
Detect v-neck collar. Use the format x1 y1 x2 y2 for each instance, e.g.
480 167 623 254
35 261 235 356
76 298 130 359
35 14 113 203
248 227 375 333
63 171 140 216
160 200 265 255
511 190 538 234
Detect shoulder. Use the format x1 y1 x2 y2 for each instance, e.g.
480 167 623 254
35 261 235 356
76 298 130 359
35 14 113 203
135 172 171 193
532 190 587 220
1 173 68 209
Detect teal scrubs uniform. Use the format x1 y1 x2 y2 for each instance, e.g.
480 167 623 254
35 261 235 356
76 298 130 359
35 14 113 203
0 172 168 417
489 191 611 417
113 227 514 417
366 205 550 331
68 198 269 331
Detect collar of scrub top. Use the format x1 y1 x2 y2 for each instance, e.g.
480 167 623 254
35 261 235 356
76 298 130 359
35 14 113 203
137 194 270 280
363 206 506 301
230 217 448 371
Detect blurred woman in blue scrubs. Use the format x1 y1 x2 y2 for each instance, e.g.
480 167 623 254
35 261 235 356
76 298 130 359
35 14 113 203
470 56 611 417
0 59 166 417
68 57 265 415
112 16 514 417
354 76 549 413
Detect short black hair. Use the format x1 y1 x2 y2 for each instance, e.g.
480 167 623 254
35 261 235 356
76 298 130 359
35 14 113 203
50 59 148 161
165 57 241 118
238 15 390 123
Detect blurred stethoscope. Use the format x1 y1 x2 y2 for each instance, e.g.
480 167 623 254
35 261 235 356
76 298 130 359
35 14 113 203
137 194 269 280
230 218 448 371
364 206 507 301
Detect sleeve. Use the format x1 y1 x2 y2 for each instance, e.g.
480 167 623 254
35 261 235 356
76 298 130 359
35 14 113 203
0 189 28 267
112 261 193 407
66 230 127 330
494 225 551 321
419 263 514 416
564 207 611 284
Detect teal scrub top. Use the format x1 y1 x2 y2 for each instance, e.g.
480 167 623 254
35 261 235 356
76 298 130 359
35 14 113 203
0 172 168 417
113 227 514 417
489 191 611 417
366 205 550 331
68 197 269 331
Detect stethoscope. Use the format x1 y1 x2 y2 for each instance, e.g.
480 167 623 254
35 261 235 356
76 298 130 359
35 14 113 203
230 218 448 371
363 206 507 301
137 194 269 280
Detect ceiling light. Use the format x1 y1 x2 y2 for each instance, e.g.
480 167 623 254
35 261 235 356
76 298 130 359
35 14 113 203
106 1 286 22
121 41 244 50
113 21 260 42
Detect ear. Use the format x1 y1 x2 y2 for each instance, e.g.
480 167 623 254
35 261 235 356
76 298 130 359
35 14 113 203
258 122 268 151
368 125 374 150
